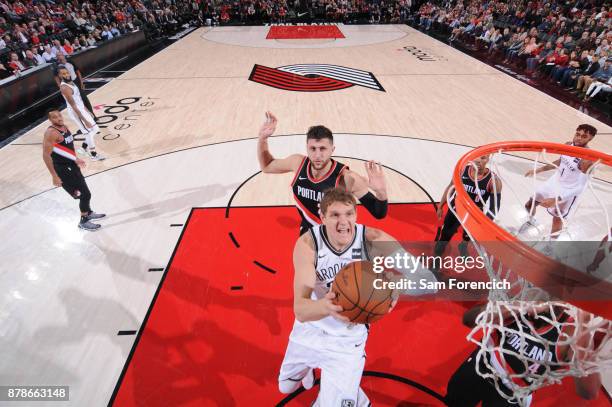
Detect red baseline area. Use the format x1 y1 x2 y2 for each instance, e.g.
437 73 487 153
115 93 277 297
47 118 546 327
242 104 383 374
266 25 345 39
111 204 610 406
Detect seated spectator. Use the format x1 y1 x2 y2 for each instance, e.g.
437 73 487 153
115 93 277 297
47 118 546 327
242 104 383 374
516 36 540 67
0 61 12 79
560 51 594 88
504 35 527 63
575 59 612 97
86 35 96 47
23 49 42 67
488 27 511 55
42 45 54 62
52 40 67 58
101 25 114 41
541 45 565 76
7 52 26 74
583 76 612 102
526 41 552 75
0 36 5 49
63 39 74 55
551 50 578 82
110 23 121 37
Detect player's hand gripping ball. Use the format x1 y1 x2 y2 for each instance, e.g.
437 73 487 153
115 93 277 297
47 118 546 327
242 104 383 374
331 260 396 324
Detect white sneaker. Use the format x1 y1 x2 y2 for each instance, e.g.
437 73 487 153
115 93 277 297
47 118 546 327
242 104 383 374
518 217 537 234
88 149 106 161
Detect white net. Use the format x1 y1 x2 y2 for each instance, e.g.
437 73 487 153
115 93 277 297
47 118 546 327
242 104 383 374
447 146 612 406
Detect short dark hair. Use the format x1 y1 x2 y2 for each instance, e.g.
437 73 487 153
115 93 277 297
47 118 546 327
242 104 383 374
576 124 597 137
306 125 333 143
46 108 60 117
320 187 356 215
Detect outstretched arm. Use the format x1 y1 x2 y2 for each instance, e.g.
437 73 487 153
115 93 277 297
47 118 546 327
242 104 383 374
437 181 452 220
343 162 388 219
257 111 303 173
524 158 560 177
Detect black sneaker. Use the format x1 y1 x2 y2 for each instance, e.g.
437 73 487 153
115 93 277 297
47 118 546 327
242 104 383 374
78 220 101 231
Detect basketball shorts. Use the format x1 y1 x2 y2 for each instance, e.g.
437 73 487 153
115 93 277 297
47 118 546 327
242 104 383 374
67 107 99 136
534 178 581 218
279 321 370 407
54 162 88 198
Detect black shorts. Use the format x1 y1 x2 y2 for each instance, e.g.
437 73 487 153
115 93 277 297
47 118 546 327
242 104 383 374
446 349 518 407
54 162 88 199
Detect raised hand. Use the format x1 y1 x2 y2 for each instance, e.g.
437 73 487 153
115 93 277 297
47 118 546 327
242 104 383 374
259 111 278 140
364 160 387 196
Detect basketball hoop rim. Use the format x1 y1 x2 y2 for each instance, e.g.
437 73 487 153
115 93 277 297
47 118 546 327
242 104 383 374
452 141 612 320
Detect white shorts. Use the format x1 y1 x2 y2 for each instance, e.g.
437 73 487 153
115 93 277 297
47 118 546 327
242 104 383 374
67 107 99 136
279 321 370 407
534 178 581 218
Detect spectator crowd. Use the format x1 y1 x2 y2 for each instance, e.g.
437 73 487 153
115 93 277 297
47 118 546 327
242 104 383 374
1 0 611 105
0 0 202 80
414 0 612 102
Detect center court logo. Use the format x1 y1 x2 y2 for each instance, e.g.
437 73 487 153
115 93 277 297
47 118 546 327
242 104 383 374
249 64 385 92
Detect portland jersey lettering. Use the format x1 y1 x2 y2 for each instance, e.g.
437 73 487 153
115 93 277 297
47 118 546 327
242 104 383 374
291 157 348 229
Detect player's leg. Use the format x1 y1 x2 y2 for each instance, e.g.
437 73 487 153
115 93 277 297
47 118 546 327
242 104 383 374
79 109 105 160
316 340 368 407
73 165 106 223
55 163 101 230
66 108 89 137
77 82 96 118
546 195 576 238
278 330 317 394
524 197 539 216
434 210 461 256
445 350 487 407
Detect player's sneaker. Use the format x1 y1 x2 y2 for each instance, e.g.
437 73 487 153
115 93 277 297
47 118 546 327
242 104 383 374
77 142 88 156
86 212 106 221
87 149 106 161
78 220 101 231
518 217 537 235
302 368 315 390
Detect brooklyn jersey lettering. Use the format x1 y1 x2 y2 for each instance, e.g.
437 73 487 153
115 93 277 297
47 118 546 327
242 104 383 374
50 126 77 164
291 157 348 229
302 224 369 337
557 144 588 191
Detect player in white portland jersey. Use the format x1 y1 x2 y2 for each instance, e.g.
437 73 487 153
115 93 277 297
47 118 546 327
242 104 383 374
278 188 438 406
58 67 105 161
523 124 597 238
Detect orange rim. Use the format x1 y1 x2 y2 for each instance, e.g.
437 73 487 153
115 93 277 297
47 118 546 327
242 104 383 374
453 141 612 320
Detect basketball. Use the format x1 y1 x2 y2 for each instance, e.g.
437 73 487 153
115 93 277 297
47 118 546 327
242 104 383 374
331 260 395 324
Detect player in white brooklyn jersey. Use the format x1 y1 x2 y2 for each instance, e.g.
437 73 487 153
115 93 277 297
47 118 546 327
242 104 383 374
58 67 105 161
523 124 597 238
278 187 438 406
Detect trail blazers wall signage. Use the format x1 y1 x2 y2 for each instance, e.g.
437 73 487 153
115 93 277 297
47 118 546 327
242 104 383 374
249 64 385 92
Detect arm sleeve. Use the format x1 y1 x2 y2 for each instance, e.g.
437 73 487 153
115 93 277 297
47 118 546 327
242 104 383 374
359 191 388 219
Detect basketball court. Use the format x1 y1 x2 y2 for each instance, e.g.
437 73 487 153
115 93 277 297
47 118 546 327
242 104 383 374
0 24 611 406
